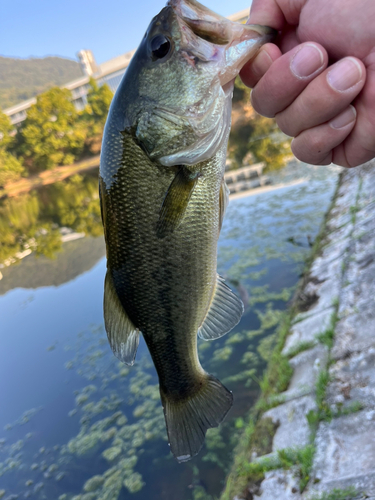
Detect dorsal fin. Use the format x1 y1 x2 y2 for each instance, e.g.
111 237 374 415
103 271 140 365
198 275 244 341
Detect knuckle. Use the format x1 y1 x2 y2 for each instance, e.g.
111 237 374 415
275 112 298 137
291 133 329 164
250 89 275 118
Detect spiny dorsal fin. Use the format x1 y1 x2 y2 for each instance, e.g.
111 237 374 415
219 178 229 232
156 166 200 239
160 373 233 462
198 275 244 341
103 271 140 365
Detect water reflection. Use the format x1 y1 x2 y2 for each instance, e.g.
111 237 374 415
0 163 339 500
0 170 101 268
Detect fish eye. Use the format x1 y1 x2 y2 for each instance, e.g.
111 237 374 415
150 34 172 61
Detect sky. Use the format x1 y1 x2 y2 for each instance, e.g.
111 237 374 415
1 0 252 64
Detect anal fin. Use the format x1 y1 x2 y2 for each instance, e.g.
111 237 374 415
156 166 200 239
103 271 140 365
198 275 244 341
160 374 233 462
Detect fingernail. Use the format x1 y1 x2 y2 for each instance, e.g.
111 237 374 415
330 105 357 129
290 44 324 78
251 50 273 78
327 58 362 91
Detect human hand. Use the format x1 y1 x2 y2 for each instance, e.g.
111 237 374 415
241 0 375 167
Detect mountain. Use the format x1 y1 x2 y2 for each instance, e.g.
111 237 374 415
0 56 83 110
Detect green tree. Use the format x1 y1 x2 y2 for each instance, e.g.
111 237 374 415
0 110 25 185
228 78 291 170
18 87 86 171
0 110 14 149
82 78 113 154
86 77 113 123
0 149 25 186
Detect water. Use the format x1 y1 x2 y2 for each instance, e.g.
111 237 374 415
0 162 340 500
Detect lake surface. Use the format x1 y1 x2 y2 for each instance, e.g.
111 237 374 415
0 162 340 500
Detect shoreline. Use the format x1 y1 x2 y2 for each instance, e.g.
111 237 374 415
222 161 375 499
2 155 100 198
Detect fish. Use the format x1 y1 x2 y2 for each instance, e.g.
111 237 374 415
99 0 275 462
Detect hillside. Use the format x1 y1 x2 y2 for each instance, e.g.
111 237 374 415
0 56 83 110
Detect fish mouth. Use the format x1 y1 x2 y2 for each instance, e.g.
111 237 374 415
168 0 276 85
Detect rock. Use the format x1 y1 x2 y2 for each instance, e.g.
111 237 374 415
254 469 301 499
281 345 329 400
308 411 375 496
327 347 375 410
332 310 375 360
283 308 334 356
263 395 317 451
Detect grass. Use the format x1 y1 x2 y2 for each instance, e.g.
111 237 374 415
240 445 316 492
308 486 360 500
286 341 316 359
316 309 339 350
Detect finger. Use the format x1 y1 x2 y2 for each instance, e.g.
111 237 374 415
240 43 282 88
291 106 357 165
248 0 285 30
276 57 366 137
251 42 328 118
278 25 302 53
338 59 375 167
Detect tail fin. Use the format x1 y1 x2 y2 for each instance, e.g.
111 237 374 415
160 374 233 462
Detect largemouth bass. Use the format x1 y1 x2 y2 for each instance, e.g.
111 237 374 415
99 0 275 462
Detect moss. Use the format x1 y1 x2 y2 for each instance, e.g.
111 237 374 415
308 487 359 500
251 417 278 457
287 341 316 359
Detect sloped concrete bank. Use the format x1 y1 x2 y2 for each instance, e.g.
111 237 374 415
223 162 375 500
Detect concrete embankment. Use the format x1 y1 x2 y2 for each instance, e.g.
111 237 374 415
224 162 375 500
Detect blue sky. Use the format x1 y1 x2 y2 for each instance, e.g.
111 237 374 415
1 0 252 64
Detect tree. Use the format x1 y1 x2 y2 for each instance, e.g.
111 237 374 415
228 77 291 170
0 110 14 149
0 149 25 186
0 110 25 185
18 87 86 171
82 78 113 154
86 77 113 123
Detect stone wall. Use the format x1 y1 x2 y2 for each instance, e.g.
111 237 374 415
237 162 375 500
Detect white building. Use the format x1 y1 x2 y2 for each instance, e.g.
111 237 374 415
3 9 248 126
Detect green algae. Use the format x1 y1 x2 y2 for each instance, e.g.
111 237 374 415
83 475 105 492
212 346 233 363
123 472 144 493
102 446 122 461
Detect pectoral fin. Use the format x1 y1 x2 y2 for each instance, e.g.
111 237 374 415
198 275 244 341
156 166 200 239
103 271 140 365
